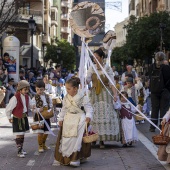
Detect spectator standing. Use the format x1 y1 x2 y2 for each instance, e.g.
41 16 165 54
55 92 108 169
148 52 170 132
112 65 119 76
121 65 138 85
5 78 16 104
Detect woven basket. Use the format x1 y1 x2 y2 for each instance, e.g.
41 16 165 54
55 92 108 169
41 107 54 119
152 125 170 145
52 98 57 105
82 123 99 143
30 121 44 130
135 113 145 121
30 113 44 130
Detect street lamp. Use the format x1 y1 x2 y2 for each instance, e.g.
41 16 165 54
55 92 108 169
56 47 61 62
159 23 166 52
28 16 36 68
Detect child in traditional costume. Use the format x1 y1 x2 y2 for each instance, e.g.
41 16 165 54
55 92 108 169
122 77 143 124
32 80 53 153
6 80 33 158
53 77 93 167
114 91 138 147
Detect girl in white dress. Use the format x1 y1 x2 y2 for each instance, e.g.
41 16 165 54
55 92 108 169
114 91 138 146
54 77 93 167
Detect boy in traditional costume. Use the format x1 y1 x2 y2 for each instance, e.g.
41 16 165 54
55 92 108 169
53 77 93 167
6 80 33 158
32 80 53 153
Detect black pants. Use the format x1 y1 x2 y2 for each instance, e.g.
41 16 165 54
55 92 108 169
150 89 170 129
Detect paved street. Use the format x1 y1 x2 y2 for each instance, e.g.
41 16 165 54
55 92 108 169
0 108 169 170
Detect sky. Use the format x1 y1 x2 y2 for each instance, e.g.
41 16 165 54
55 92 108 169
105 0 129 32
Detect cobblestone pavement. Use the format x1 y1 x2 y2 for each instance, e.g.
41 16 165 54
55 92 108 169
0 109 168 170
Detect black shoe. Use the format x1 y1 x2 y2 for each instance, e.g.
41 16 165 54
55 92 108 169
122 144 127 147
149 128 155 132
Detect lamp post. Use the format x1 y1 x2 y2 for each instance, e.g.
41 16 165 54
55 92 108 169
28 16 36 68
56 47 61 63
159 23 166 52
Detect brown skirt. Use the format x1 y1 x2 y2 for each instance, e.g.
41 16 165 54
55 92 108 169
54 127 91 165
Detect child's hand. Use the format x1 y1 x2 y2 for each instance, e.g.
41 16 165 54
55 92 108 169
161 118 166 126
39 107 43 112
113 95 118 102
9 119 13 123
86 117 91 123
59 121 63 127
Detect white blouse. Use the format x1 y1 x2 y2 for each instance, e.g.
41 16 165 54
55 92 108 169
58 91 93 121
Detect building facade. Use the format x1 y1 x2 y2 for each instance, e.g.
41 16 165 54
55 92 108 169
114 18 128 47
61 0 73 43
2 0 74 68
129 0 170 17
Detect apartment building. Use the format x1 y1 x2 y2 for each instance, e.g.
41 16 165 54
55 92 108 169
129 0 170 18
114 18 128 47
3 0 62 68
61 0 73 43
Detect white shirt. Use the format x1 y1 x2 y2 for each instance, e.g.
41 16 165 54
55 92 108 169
45 83 54 94
5 94 33 119
58 92 93 121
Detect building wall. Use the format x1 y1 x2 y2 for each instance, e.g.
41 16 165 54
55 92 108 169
114 18 128 47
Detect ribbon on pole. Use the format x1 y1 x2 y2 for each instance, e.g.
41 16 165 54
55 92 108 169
38 111 56 136
83 41 161 132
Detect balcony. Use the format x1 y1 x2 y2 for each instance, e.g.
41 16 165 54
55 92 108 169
61 27 69 33
42 35 51 45
61 14 69 20
51 20 58 26
61 1 71 8
18 9 43 25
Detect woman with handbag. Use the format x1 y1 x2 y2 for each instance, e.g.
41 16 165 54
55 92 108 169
32 80 53 153
5 80 34 158
53 77 93 167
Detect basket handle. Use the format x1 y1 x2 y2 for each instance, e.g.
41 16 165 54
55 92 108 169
35 111 41 123
85 122 88 136
161 124 165 136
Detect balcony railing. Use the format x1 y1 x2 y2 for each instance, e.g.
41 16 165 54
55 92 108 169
18 8 43 25
61 1 71 8
61 27 69 33
51 20 58 26
61 14 69 20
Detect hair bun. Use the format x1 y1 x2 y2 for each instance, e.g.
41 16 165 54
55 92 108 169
71 76 80 85
94 48 106 59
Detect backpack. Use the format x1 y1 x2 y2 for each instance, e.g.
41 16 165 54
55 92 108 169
149 64 164 94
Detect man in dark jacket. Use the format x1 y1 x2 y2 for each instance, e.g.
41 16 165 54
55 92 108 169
149 52 170 132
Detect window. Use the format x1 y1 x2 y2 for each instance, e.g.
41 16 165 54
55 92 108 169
51 11 55 20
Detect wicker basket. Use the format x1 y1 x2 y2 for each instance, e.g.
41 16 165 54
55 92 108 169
135 113 145 121
30 120 44 130
152 125 170 145
41 107 54 119
30 113 44 130
82 123 99 143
